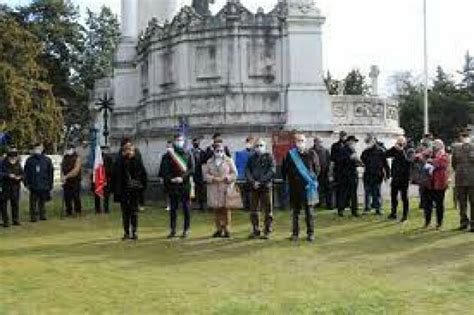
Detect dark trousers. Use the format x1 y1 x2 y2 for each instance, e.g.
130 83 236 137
318 173 333 209
292 206 315 237
169 193 190 233
423 189 446 226
364 180 382 212
456 186 474 228
138 191 145 207
390 184 409 219
94 193 110 214
239 183 252 211
194 181 206 210
250 189 273 234
337 178 358 214
2 188 20 225
121 197 138 235
64 186 81 215
29 191 46 221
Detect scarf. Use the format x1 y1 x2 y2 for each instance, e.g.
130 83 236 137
289 148 319 204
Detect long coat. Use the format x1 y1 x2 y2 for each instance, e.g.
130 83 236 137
204 156 237 209
112 155 148 203
452 142 474 187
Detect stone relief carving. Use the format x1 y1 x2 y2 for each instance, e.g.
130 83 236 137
354 102 383 118
387 105 399 120
333 102 348 117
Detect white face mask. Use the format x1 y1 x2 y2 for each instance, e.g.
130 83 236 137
255 145 266 155
66 149 74 155
215 152 225 159
462 137 471 144
34 147 43 155
175 140 185 149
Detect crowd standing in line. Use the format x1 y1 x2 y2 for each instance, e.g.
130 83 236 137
1 128 473 241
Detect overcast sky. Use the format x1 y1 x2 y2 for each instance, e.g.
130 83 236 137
3 0 473 95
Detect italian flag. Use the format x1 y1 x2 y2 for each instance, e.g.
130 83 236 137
93 145 106 199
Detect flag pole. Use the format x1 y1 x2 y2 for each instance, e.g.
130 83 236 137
423 0 429 135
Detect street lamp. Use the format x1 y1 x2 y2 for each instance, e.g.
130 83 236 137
423 0 429 135
95 93 114 146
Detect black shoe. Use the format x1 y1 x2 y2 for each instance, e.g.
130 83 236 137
212 231 222 238
3 223 10 228
352 212 360 218
167 232 177 239
13 222 21 226
40 217 47 221
181 230 190 239
400 217 408 223
307 235 315 243
261 233 270 240
337 211 344 217
122 234 130 241
30 219 37 223
375 210 382 216
470 229 474 233
387 214 397 220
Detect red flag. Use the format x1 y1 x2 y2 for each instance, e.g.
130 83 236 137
93 145 106 199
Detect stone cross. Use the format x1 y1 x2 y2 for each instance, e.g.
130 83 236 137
369 65 380 96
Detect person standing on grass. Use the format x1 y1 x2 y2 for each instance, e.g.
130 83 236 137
337 135 362 217
93 146 113 214
61 144 82 217
235 136 255 211
245 138 276 239
0 147 23 227
385 136 414 223
421 139 449 230
331 131 348 211
205 142 238 238
311 137 332 210
361 134 390 215
160 134 195 239
112 142 147 240
191 137 206 211
282 132 320 242
24 143 54 222
451 128 474 232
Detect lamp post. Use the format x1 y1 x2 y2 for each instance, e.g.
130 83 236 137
423 0 429 135
95 93 114 146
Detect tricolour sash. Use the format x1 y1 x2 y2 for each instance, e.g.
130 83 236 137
289 148 319 205
169 149 188 174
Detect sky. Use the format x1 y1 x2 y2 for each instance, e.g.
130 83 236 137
2 0 473 95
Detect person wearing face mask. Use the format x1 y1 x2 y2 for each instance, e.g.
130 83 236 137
205 142 238 238
24 143 54 222
385 136 415 222
61 144 82 217
311 137 332 209
235 136 255 211
191 137 206 211
337 136 363 217
112 142 148 240
0 147 23 227
360 134 390 215
160 134 195 238
204 133 232 163
282 132 320 242
452 128 474 232
245 139 276 239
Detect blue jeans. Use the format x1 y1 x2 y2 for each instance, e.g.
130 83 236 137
364 181 382 212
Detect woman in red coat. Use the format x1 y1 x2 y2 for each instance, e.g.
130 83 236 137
424 139 450 229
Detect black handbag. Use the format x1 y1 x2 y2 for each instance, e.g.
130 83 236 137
126 170 144 192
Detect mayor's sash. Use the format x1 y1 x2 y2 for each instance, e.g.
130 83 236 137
169 149 188 174
289 148 319 205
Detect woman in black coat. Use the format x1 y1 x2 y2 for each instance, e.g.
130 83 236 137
112 143 147 240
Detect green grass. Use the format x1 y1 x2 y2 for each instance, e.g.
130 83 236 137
0 193 473 314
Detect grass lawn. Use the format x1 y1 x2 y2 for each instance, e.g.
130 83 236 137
0 194 473 314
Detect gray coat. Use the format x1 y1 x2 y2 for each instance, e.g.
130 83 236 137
452 142 474 187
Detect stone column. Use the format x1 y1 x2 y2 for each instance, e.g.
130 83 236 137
121 0 137 39
369 65 380 96
283 0 333 131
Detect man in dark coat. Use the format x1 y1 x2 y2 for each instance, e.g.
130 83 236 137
24 143 54 222
0 147 24 226
282 132 320 242
337 136 362 217
245 138 276 239
160 134 195 238
385 136 414 222
112 142 147 240
331 131 348 209
361 135 390 215
191 138 206 211
61 144 82 216
452 128 474 232
93 146 114 214
204 133 232 163
235 136 255 211
312 137 332 209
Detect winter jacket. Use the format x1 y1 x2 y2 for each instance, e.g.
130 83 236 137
452 142 474 187
112 155 148 203
245 152 276 190
204 156 237 209
431 152 450 190
24 154 54 193
361 145 390 184
385 147 414 187
158 147 194 196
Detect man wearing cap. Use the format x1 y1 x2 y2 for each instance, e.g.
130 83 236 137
61 144 82 216
452 127 474 232
311 137 332 209
245 138 276 239
24 143 54 222
160 134 195 238
282 132 320 242
361 134 390 215
0 147 23 226
337 135 362 217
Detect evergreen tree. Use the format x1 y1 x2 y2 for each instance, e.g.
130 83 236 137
343 69 369 95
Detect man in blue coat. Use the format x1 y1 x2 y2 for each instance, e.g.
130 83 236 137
24 143 54 222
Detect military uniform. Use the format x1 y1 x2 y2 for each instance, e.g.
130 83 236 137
452 142 474 230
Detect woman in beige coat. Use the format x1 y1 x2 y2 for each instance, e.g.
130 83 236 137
205 142 238 238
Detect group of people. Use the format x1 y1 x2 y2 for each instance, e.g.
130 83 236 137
1 128 473 242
